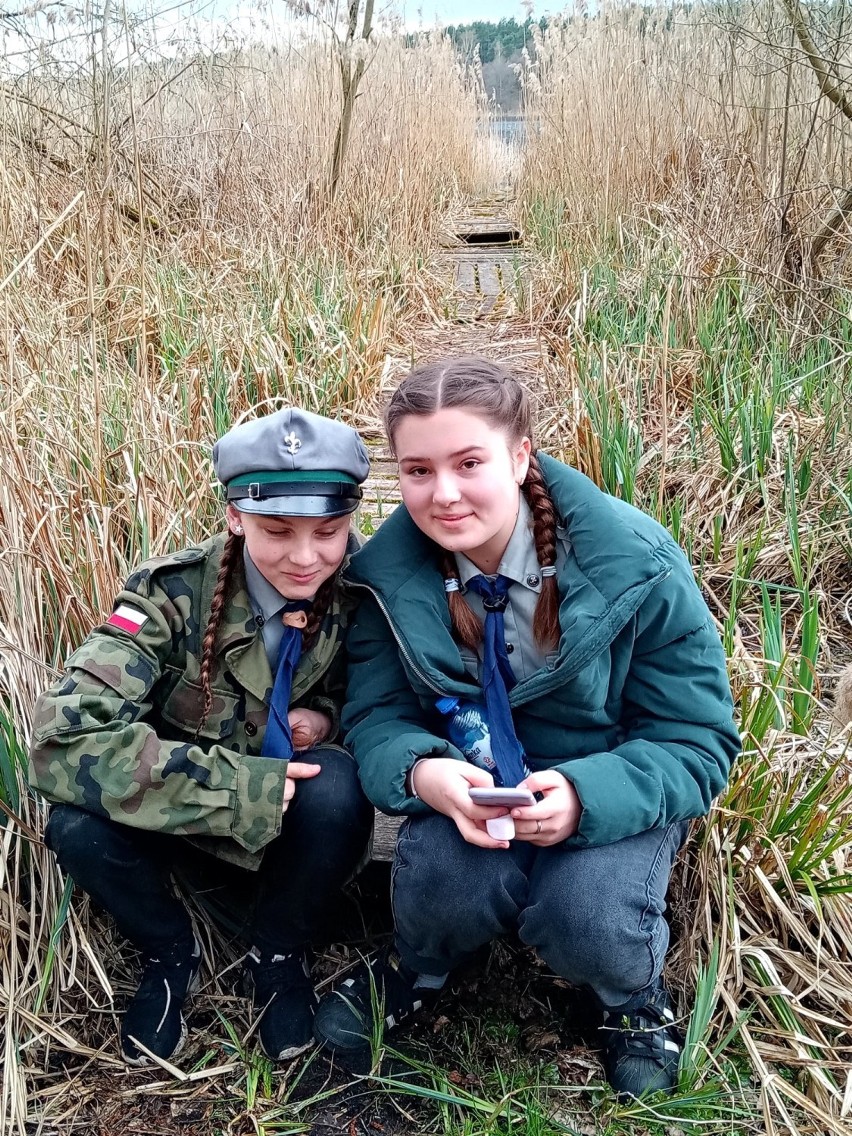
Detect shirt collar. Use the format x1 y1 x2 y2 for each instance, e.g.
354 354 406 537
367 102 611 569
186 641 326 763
242 547 290 621
455 496 543 593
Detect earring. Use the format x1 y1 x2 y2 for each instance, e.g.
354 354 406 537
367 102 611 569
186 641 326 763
234 525 243 535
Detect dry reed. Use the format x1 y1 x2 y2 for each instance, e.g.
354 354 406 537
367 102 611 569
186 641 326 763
1 4 851 1134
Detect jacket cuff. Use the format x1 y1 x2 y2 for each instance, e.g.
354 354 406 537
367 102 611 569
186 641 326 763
556 754 663 847
385 740 466 815
230 753 288 853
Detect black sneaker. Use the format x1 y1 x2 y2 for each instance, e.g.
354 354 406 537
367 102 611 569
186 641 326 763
121 935 201 1065
313 947 428 1057
246 949 318 1060
601 985 682 1099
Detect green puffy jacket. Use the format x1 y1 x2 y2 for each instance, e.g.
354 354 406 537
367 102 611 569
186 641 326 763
29 534 357 869
343 454 741 848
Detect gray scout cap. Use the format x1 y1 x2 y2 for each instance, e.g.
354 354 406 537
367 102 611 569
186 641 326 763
213 408 370 517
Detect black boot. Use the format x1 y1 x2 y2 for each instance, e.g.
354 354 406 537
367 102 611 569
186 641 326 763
601 984 682 1099
121 934 201 1065
245 949 318 1060
313 947 430 1058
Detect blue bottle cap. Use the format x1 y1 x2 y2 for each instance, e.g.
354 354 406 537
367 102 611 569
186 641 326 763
435 696 460 714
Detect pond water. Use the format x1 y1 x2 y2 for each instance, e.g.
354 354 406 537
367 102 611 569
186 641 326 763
487 116 527 148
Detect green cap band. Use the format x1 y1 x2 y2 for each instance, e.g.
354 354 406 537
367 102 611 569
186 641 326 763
227 470 358 488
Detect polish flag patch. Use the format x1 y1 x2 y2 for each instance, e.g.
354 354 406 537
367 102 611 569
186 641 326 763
107 604 149 635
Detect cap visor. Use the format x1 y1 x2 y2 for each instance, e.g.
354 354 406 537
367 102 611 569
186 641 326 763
232 496 359 518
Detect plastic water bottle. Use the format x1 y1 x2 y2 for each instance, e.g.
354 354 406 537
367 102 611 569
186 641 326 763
436 696 517 841
435 696 501 781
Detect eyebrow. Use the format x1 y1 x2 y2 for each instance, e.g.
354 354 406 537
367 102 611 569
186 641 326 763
399 446 488 463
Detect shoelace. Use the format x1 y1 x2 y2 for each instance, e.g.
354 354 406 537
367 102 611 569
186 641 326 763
251 953 312 1000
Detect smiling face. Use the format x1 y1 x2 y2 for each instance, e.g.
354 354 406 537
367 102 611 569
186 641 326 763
394 407 531 573
227 505 350 599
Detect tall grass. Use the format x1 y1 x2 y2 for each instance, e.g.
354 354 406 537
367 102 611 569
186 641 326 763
515 7 852 1131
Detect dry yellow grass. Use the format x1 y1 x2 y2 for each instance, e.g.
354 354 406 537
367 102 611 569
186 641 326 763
1 5 851 1135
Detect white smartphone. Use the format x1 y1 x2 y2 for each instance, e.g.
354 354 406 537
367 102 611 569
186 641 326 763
469 787 536 808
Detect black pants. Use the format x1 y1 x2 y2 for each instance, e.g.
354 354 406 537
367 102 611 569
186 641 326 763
44 746 373 957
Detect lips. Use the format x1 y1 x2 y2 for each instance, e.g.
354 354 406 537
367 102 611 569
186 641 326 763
434 513 471 524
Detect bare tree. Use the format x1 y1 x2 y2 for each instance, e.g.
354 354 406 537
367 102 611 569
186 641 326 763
328 0 375 200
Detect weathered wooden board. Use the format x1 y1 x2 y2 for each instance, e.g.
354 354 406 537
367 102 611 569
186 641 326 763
372 812 404 861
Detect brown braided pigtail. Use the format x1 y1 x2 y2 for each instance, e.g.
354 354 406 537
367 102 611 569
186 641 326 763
441 551 483 652
198 530 243 736
521 452 560 650
303 574 337 650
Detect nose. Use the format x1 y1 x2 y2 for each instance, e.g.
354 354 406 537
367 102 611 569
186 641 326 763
433 470 461 507
287 535 317 567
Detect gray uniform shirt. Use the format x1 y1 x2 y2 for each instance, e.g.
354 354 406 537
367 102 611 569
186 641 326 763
454 496 569 682
243 548 297 669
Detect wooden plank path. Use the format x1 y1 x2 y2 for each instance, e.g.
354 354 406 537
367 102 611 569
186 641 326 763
435 195 529 322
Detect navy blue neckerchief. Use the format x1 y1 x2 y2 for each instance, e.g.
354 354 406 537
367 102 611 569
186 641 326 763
262 600 313 760
466 574 527 787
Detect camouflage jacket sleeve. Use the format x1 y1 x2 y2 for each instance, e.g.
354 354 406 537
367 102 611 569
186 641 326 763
28 574 288 854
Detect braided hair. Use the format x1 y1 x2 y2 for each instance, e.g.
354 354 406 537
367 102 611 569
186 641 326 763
385 357 559 652
199 529 243 734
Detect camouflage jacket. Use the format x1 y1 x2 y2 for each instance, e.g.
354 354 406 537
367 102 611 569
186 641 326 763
29 534 358 870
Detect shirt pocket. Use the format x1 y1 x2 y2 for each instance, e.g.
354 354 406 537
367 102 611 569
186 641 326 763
160 675 240 741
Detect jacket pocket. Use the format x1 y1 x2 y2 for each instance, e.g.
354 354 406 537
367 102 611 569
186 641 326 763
160 675 239 741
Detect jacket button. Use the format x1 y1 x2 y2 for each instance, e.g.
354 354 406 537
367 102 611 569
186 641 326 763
254 614 265 628
245 722 258 736
506 643 515 654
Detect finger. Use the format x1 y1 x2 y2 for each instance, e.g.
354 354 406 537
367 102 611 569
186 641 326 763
283 780 297 803
454 814 509 850
464 804 511 822
513 825 545 843
509 804 548 820
520 771 563 793
456 764 496 788
285 761 322 779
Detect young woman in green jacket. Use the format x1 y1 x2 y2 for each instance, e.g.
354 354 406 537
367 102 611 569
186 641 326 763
314 357 741 1098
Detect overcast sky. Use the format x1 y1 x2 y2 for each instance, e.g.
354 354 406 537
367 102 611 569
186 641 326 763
0 0 552 71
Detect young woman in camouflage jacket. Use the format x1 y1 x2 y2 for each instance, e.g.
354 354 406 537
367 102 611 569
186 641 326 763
29 408 374 1066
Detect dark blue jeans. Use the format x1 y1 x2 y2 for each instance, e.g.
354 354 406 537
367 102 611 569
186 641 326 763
44 746 373 957
392 813 689 1009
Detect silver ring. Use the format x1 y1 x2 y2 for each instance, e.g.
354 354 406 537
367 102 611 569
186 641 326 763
535 819 542 834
